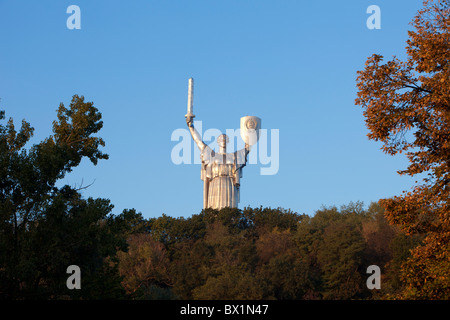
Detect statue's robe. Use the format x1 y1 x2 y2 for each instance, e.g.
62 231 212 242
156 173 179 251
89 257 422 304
200 146 248 209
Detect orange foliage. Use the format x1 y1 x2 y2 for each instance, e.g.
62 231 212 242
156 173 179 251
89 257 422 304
355 0 450 299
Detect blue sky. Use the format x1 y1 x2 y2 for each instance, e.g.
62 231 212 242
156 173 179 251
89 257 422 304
0 0 424 218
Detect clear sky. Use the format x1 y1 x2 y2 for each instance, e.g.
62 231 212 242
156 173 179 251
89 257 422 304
0 0 424 218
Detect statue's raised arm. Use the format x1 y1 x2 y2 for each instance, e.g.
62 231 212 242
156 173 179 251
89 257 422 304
186 114 207 152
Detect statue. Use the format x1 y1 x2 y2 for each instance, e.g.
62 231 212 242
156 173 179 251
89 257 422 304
185 78 261 210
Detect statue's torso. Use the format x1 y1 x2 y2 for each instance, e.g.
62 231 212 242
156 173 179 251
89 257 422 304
200 148 246 182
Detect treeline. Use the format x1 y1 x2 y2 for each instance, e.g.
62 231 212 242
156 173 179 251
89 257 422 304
116 202 422 300
0 194 422 299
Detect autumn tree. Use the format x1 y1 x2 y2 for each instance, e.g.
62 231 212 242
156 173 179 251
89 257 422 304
256 228 311 299
192 265 264 300
117 233 173 299
355 0 450 299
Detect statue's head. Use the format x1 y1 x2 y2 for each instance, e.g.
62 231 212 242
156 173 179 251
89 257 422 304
217 134 229 149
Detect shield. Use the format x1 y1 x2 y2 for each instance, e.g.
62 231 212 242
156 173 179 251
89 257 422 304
240 116 261 145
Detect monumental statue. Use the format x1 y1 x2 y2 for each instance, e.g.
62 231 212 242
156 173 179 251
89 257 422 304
185 78 261 210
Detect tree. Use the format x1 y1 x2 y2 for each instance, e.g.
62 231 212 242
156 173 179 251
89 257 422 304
316 215 366 299
0 95 126 299
192 265 264 300
169 239 214 299
22 188 127 299
355 0 450 298
117 233 173 299
256 228 311 299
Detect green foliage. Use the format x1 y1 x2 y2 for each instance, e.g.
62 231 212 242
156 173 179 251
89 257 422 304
317 219 365 299
192 266 264 300
115 203 415 300
0 97 128 299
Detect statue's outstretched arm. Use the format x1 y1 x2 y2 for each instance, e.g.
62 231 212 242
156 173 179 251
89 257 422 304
186 116 206 151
